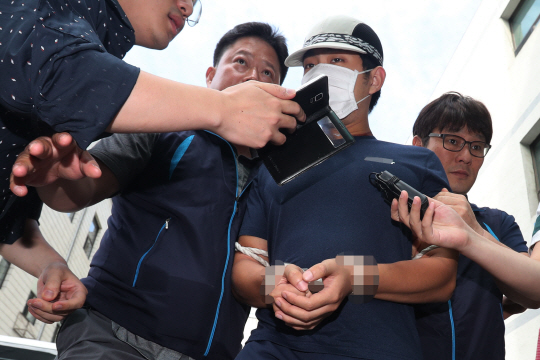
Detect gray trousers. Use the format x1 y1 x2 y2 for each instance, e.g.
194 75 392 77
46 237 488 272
56 308 194 360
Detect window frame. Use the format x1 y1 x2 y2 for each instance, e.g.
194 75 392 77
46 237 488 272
0 258 11 289
83 216 101 259
509 0 540 54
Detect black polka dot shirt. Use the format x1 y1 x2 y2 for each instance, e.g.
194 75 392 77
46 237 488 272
0 0 140 243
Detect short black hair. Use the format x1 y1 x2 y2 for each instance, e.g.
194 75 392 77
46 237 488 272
413 91 493 145
213 22 289 85
359 54 381 113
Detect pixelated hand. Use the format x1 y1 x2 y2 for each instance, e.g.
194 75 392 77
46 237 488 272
10 133 101 196
391 190 473 252
434 188 484 235
27 262 87 324
219 81 306 148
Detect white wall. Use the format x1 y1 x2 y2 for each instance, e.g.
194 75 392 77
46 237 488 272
427 0 540 357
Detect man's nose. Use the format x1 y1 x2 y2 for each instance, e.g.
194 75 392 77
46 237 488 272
179 0 194 18
456 145 473 163
243 68 260 82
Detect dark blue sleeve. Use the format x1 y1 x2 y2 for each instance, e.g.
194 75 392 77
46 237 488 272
496 210 528 253
420 151 450 197
34 42 140 150
0 7 139 150
239 172 269 240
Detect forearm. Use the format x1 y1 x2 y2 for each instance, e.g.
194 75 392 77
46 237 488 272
459 233 540 307
0 220 65 278
231 254 269 308
375 249 457 303
108 71 223 133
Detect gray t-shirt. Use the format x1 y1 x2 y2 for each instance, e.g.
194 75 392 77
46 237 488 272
90 132 256 193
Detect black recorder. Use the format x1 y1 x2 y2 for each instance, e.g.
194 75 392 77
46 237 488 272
258 75 355 185
370 171 429 220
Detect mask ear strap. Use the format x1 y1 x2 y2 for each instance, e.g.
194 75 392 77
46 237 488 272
356 94 371 105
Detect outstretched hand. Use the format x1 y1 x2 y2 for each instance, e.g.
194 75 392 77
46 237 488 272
391 190 473 252
10 133 101 196
219 81 306 148
27 262 87 324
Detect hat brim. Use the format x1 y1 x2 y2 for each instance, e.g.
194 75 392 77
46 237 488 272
284 42 368 67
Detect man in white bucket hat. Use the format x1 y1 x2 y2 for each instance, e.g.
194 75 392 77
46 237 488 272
233 15 458 360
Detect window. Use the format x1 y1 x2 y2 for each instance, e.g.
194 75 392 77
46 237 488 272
531 135 540 200
83 217 100 258
510 0 540 52
22 292 37 325
0 258 10 289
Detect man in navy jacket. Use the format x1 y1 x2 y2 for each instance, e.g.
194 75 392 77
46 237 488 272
24 22 293 360
410 92 537 360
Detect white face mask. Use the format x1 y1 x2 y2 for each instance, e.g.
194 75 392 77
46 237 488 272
301 64 372 119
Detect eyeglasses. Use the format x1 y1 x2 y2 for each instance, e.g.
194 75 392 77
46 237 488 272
187 0 202 27
428 133 491 158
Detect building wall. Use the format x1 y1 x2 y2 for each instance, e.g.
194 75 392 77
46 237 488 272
0 200 112 343
428 0 540 358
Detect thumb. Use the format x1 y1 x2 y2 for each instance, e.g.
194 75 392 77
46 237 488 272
254 82 296 100
441 188 450 193
303 259 335 283
40 269 62 302
80 150 102 179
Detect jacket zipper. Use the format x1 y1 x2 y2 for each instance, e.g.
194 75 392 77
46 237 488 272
204 133 244 356
132 218 170 287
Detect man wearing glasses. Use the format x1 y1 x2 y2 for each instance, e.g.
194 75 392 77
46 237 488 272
411 92 530 360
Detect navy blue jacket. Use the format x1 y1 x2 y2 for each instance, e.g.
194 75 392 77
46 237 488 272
84 131 256 359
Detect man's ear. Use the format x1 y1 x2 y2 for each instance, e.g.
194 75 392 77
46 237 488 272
368 66 386 95
206 66 216 88
412 135 424 147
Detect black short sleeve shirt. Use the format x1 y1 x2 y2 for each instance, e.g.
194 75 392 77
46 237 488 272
0 0 139 243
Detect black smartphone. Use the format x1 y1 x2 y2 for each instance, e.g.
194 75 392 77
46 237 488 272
258 75 355 185
370 170 429 220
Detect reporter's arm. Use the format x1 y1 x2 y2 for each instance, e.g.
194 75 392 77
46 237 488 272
109 71 305 148
1 220 87 323
375 247 458 303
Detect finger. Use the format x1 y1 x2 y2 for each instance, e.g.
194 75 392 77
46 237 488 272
281 99 306 124
302 260 333 284
28 304 65 324
283 265 308 292
80 151 102 179
52 289 86 312
408 196 423 236
274 308 321 330
441 188 450 193
255 82 296 100
281 289 330 312
397 190 411 224
390 198 400 221
51 132 74 148
268 127 288 146
273 296 325 328
41 272 62 302
421 202 436 243
27 137 55 160
9 166 30 196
